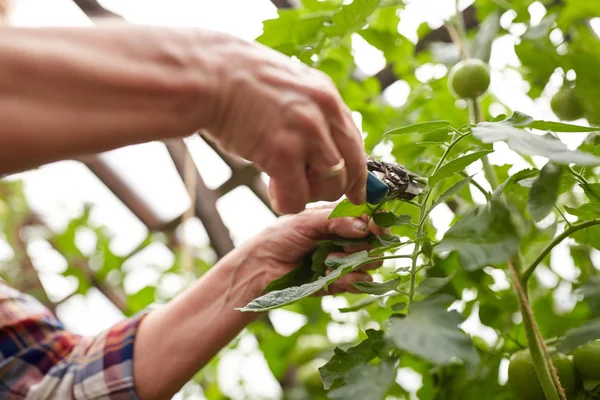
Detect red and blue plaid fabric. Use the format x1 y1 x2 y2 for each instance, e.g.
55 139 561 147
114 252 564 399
0 281 146 399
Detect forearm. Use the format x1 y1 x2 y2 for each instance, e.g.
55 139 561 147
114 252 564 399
0 24 226 175
132 248 268 400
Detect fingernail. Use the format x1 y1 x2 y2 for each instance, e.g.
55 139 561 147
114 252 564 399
352 219 368 232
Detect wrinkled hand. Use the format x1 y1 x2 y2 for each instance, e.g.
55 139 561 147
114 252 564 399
241 203 385 294
203 37 367 214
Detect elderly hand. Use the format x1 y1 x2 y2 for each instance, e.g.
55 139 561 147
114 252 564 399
202 37 368 214
237 203 385 294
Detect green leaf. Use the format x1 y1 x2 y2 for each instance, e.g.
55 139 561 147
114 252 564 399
527 120 600 133
557 319 600 353
329 199 372 219
238 251 374 312
325 0 381 38
430 175 473 212
435 200 520 270
372 212 412 228
429 151 493 186
391 301 407 311
471 11 500 63
493 168 538 200
582 183 600 204
387 295 479 366
565 204 600 220
312 241 343 278
319 329 385 389
472 119 600 166
417 273 455 296
264 254 313 292
327 361 396 400
351 277 402 295
527 162 562 222
339 296 380 313
127 286 155 313
384 121 451 136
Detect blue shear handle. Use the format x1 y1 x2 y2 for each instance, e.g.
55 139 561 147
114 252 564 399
366 172 389 205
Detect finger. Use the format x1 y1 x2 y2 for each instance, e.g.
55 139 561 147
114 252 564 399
368 216 387 236
357 260 383 272
298 208 370 238
343 242 372 253
268 159 309 214
331 107 367 205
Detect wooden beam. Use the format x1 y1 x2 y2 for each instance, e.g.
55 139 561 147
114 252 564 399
164 139 235 258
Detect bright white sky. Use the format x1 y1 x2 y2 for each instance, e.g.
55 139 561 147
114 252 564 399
4 1 597 399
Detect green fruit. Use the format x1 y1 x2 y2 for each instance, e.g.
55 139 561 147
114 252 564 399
289 335 330 365
508 349 577 399
296 358 326 390
448 58 491 99
574 340 600 380
551 87 584 121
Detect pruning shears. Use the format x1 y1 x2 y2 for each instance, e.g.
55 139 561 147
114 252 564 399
365 157 424 205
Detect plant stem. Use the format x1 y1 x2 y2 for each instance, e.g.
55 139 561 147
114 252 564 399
554 205 573 228
432 133 470 175
521 219 600 283
460 171 491 200
509 260 565 400
407 192 429 308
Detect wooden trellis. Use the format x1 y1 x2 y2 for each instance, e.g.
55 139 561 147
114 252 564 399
8 0 481 315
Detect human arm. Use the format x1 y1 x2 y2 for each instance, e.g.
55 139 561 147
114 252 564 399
0 24 367 212
132 205 383 399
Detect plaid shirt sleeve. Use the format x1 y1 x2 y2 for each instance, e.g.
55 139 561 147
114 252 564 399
0 281 147 400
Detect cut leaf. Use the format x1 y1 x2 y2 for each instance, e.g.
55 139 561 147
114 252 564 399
435 200 520 270
352 277 402 295
528 162 562 221
429 151 493 186
373 212 412 228
238 251 374 312
384 121 451 136
387 295 479 366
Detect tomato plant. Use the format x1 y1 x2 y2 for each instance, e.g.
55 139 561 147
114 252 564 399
237 1 600 399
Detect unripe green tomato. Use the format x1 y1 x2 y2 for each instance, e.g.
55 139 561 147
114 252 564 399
289 335 330 365
508 349 577 399
551 87 584 121
448 58 491 99
296 358 326 390
574 340 600 380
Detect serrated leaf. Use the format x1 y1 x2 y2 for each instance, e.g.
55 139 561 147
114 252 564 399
325 0 381 38
384 121 451 136
528 162 562 221
472 119 600 166
329 199 372 219
373 212 412 228
435 200 520 270
527 120 600 133
327 361 396 400
352 277 402 295
493 169 538 200
417 273 455 296
238 251 374 312
319 329 385 390
565 204 600 220
582 183 600 204
557 318 600 353
312 241 343 277
387 295 479 366
429 175 472 212
429 151 493 186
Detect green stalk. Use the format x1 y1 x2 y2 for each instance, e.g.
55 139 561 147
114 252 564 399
521 219 600 283
451 2 563 398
